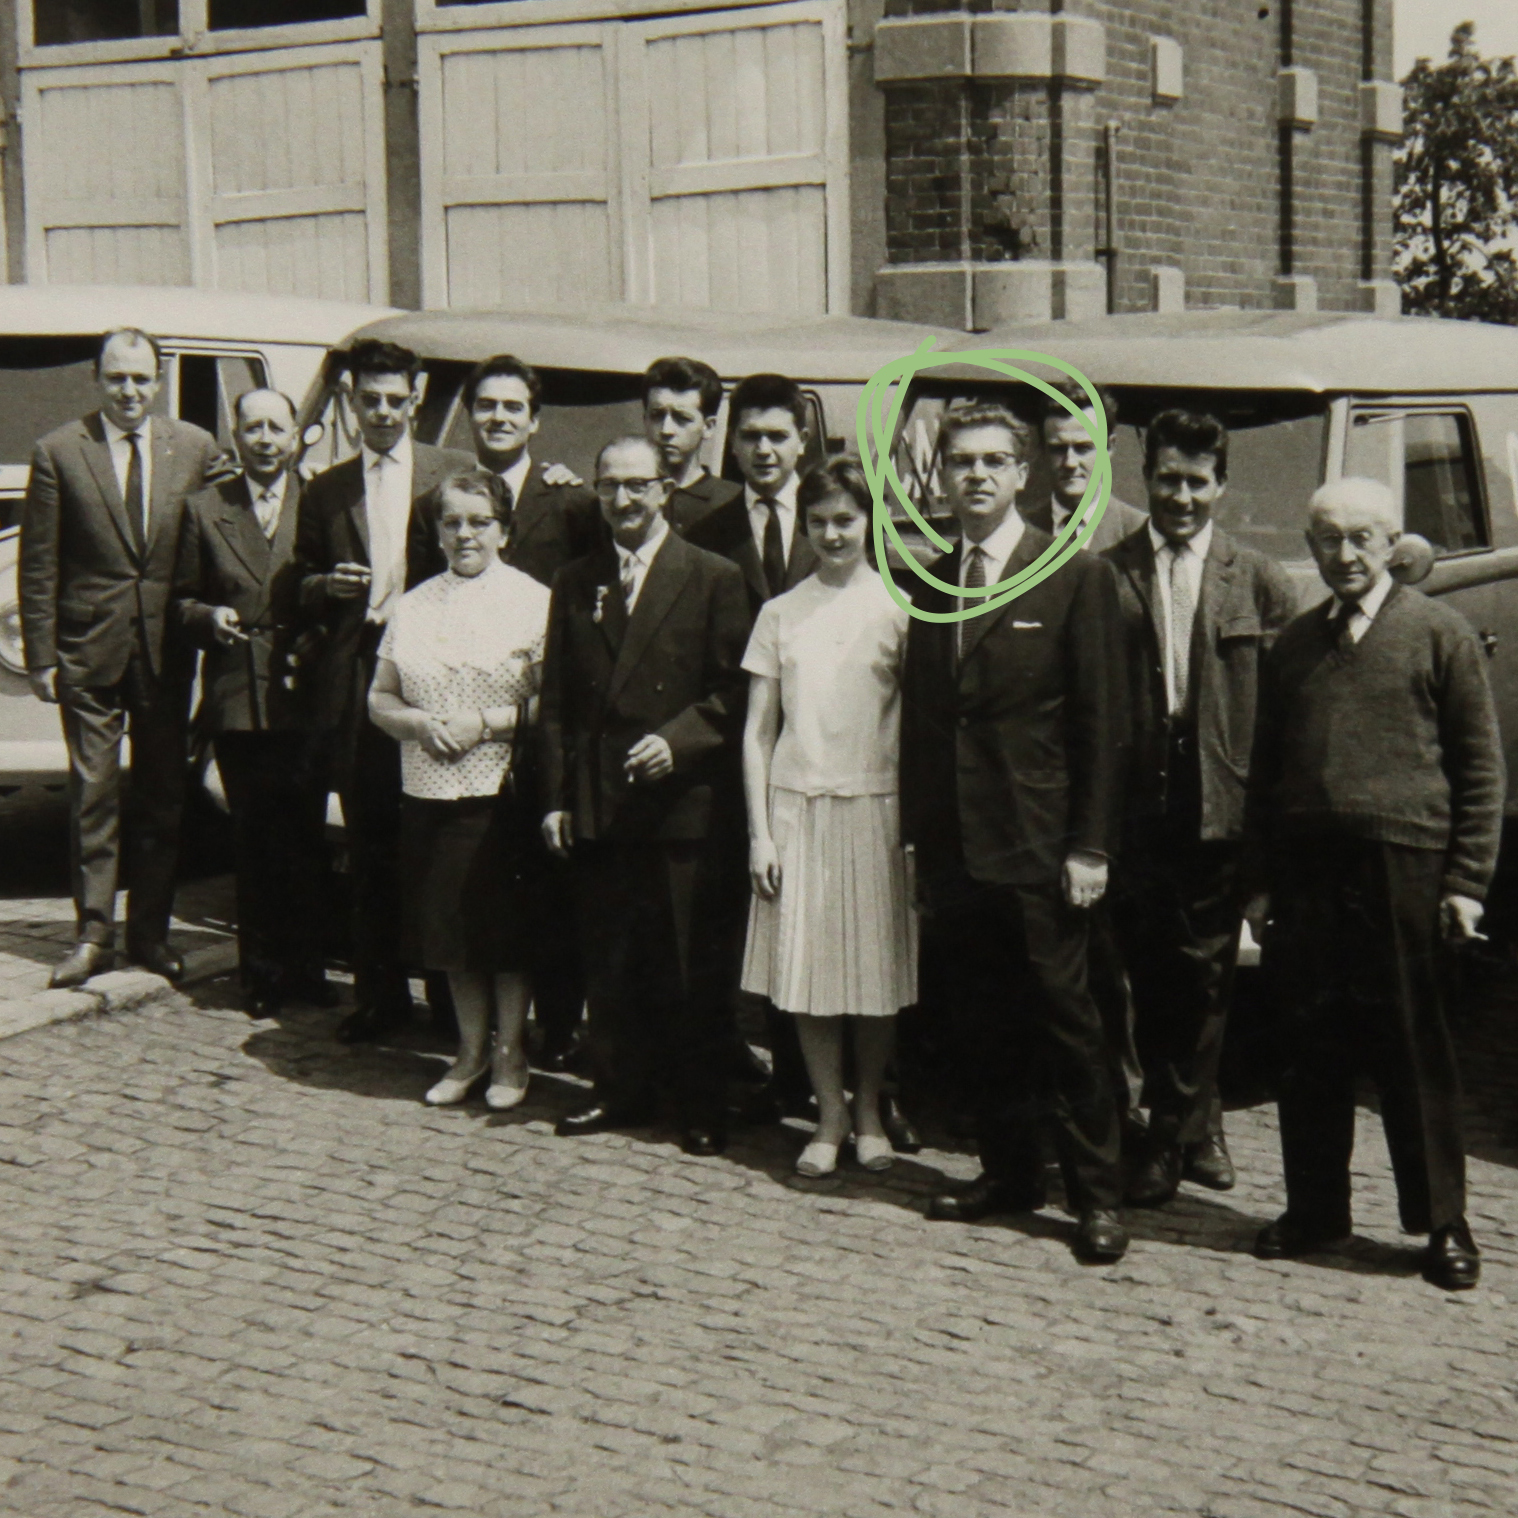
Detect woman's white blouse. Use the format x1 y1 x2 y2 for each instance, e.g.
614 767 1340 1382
378 559 552 800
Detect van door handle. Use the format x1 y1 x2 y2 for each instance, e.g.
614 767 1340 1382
1480 630 1499 658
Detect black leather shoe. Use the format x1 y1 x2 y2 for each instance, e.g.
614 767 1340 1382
128 942 184 983
880 1094 923 1154
49 941 112 990
1183 1133 1237 1191
1253 1213 1353 1259
335 1004 409 1045
1074 1208 1130 1263
1126 1145 1182 1208
1425 1218 1480 1290
537 1033 590 1075
681 1127 727 1157
926 1172 1045 1224
554 1102 649 1137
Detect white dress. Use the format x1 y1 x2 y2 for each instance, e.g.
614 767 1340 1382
739 572 918 1017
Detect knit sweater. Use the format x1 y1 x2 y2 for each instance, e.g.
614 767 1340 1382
1247 582 1505 901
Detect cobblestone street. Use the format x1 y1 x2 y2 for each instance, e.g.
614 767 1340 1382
2 960 1517 1518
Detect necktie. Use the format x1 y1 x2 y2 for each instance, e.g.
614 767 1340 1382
761 497 786 598
255 485 280 541
1330 600 1357 647
620 552 639 610
958 545 987 662
1169 544 1196 715
124 432 145 556
367 453 392 618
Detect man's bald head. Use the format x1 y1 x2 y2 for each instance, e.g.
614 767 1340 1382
1305 475 1401 604
1307 476 1400 535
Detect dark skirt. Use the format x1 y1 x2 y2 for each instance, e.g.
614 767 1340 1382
399 789 536 973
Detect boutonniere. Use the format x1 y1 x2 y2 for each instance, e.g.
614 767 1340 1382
593 585 611 624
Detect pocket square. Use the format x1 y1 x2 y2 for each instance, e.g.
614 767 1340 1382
1011 620 1043 629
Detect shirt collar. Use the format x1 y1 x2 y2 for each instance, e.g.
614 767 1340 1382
1148 519 1214 562
249 471 287 505
362 432 413 471
102 413 150 445
744 474 800 514
615 513 669 568
1338 571 1394 623
963 506 1026 574
498 451 533 506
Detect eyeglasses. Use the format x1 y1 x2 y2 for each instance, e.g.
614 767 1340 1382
594 477 663 502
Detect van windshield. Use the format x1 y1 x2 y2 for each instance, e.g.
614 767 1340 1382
0 338 102 467
890 385 1329 565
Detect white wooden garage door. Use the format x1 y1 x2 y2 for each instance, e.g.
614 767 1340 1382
418 0 848 314
21 43 389 303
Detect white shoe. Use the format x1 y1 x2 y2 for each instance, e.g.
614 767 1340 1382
424 1066 487 1106
796 1131 849 1177
855 1134 895 1172
485 1081 528 1111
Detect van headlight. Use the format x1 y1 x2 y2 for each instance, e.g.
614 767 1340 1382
0 600 27 675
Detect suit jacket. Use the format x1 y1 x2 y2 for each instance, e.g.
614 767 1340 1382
900 525 1126 895
1022 491 1148 556
680 489 817 614
294 441 472 738
667 471 743 534
539 531 750 843
503 469 605 589
1104 523 1297 842
174 475 305 733
20 412 224 687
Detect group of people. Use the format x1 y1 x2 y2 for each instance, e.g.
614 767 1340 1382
18 326 1502 1289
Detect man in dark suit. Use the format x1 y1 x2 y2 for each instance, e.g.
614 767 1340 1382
1245 477 1503 1290
541 436 750 1156
295 338 473 1042
175 389 333 1016
643 355 740 529
901 402 1128 1263
20 327 224 988
1105 411 1297 1206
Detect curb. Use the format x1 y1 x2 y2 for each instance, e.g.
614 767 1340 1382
0 941 239 1044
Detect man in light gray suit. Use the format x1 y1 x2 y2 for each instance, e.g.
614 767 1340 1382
20 328 224 988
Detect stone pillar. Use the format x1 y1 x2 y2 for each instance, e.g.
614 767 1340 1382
1358 0 1401 313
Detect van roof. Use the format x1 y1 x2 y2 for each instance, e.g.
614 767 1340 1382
936 309 1518 394
0 284 400 345
337 306 964 383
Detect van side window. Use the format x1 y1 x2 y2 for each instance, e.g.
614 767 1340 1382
177 354 269 446
1344 407 1487 555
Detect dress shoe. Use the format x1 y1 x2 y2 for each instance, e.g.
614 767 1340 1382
128 942 184 983
49 941 112 990
926 1172 1046 1224
879 1094 922 1154
1425 1218 1480 1290
795 1137 843 1177
1253 1213 1353 1259
1183 1133 1237 1191
854 1134 895 1172
335 1004 409 1045
1074 1209 1130 1263
485 1081 529 1112
425 1064 489 1106
554 1102 648 1138
1125 1144 1182 1208
536 1033 590 1076
681 1127 727 1157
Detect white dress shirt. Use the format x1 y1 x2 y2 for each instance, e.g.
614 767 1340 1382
1334 569 1394 643
496 450 533 510
362 434 414 625
249 472 289 541
615 514 669 613
959 507 1027 603
102 414 152 540
1150 520 1212 715
745 475 800 567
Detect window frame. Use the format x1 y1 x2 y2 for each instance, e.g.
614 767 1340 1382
1342 398 1491 560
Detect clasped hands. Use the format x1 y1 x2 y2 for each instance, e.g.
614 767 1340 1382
418 708 487 762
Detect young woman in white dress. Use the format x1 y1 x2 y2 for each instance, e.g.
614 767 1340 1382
741 458 918 1176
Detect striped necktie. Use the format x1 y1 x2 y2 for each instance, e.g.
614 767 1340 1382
958 545 987 663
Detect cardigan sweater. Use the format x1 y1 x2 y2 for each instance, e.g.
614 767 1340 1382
1246 581 1504 901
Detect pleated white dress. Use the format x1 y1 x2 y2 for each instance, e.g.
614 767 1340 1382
740 572 918 1018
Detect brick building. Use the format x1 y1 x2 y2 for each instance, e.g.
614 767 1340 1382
0 1 1397 329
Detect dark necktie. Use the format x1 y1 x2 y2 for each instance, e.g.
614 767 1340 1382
124 431 145 556
957 544 987 662
1330 599 1356 647
761 497 786 599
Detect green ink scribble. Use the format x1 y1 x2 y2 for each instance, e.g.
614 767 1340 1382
857 342 1111 623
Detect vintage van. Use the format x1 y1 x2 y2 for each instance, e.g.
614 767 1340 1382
0 285 398 815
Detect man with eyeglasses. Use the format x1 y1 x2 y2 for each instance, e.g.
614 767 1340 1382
540 437 750 1157
1244 476 1502 1290
20 326 226 989
900 403 1129 1263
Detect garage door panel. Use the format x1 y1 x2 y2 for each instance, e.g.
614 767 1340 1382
215 212 369 302
37 76 187 205
45 224 191 287
445 202 614 309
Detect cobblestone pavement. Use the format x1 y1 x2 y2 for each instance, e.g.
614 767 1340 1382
2 972 1517 1518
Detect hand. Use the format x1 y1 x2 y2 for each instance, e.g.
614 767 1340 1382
419 715 464 761
440 709 486 752
624 733 674 783
750 838 782 901
541 461 584 488
1440 893 1487 944
1062 849 1108 910
28 666 58 704
543 810 574 858
210 606 248 647
327 562 372 600
1243 893 1271 943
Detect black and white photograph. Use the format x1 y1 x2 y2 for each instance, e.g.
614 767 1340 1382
1 0 1518 1514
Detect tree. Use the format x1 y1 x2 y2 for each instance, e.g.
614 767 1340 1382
1394 22 1518 322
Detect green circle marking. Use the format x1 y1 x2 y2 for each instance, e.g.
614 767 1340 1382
858 341 1110 623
